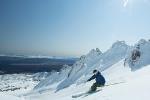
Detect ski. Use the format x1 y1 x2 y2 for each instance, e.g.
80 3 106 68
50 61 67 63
72 89 102 98
72 81 125 98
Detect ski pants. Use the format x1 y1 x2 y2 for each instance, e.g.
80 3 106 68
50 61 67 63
91 82 104 91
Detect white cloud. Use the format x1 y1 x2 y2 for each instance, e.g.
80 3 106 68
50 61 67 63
123 0 129 7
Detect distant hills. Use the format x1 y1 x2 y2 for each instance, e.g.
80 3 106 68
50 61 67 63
0 55 78 74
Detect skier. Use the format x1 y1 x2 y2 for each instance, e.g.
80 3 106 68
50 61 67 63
87 70 105 92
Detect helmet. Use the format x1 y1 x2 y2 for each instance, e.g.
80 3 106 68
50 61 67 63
93 69 98 74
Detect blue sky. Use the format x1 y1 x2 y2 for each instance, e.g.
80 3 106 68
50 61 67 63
0 0 150 57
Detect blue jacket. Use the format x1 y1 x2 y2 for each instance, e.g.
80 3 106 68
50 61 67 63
87 72 105 85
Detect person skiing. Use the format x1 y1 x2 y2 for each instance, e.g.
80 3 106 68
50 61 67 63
87 69 105 92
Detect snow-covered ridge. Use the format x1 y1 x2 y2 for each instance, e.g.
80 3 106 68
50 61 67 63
34 39 150 92
34 40 130 91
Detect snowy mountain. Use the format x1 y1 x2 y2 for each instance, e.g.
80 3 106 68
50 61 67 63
34 41 130 91
1 39 150 100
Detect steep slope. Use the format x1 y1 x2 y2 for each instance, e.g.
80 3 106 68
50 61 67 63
23 39 150 100
33 48 102 92
25 60 150 100
33 41 130 92
56 41 129 91
33 65 72 91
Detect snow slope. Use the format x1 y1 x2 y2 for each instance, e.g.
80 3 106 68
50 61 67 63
24 39 150 100
0 93 24 100
34 41 130 92
24 60 150 100
0 73 49 100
